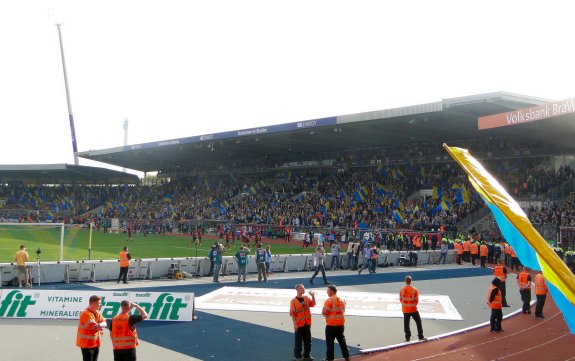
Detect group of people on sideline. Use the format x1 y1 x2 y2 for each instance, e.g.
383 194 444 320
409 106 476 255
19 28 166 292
207 241 273 283
290 277 425 361
76 295 148 361
488 259 549 333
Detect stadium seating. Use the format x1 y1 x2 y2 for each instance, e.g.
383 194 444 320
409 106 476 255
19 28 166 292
1 141 573 242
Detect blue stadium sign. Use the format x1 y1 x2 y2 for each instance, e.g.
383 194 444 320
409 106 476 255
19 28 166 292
125 116 337 151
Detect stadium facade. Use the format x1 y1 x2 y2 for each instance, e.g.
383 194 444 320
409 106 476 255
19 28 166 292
76 91 575 175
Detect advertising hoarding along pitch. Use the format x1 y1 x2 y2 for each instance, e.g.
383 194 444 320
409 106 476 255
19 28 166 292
478 98 575 130
0 289 194 321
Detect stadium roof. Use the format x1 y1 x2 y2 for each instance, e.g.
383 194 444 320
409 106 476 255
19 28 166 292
77 91 575 172
0 164 139 184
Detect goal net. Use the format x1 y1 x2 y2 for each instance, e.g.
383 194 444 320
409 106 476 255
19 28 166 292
0 223 65 262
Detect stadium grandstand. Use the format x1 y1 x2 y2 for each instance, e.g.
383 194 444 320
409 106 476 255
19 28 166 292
2 91 575 249
3 91 575 361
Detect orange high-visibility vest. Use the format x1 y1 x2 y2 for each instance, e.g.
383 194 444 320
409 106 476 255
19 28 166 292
470 243 479 255
480 244 488 257
110 313 138 349
463 240 471 252
399 285 419 313
323 296 345 326
119 251 130 267
290 296 316 328
518 271 531 290
76 309 105 349
413 236 421 248
488 285 502 309
534 273 548 295
456 243 464 255
494 265 507 282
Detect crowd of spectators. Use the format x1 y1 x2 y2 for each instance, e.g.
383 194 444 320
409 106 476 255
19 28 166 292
1 139 573 237
527 200 575 229
159 136 552 176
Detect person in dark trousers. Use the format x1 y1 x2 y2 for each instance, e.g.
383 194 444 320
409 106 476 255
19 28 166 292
212 244 223 283
289 284 316 361
117 247 131 284
76 295 106 361
479 242 488 268
109 300 149 361
310 246 330 284
255 243 268 282
493 259 510 307
517 267 532 314
207 244 217 276
534 271 549 319
488 277 504 333
399 275 425 342
322 285 350 361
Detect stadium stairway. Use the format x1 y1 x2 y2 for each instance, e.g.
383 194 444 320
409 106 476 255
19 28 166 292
76 204 106 218
454 206 490 233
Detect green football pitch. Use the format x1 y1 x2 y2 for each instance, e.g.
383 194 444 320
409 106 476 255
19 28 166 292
0 226 316 262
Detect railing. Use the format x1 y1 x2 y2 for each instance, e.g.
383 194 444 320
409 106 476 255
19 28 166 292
546 179 575 201
0 208 74 221
559 226 575 250
454 206 490 232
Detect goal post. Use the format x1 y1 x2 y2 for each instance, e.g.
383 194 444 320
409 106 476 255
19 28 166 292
0 223 65 262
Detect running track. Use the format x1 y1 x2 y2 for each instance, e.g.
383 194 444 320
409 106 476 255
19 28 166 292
355 296 574 361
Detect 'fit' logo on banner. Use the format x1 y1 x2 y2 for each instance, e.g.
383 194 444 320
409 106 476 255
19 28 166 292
101 293 189 320
0 291 37 317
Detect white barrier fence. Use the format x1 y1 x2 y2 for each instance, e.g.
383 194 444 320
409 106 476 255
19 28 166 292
0 250 456 286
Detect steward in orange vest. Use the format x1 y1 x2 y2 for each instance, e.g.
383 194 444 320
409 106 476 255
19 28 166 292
517 267 532 314
290 284 316 361
76 295 106 361
479 243 488 268
322 285 349 361
470 241 479 266
493 259 509 307
117 247 131 284
454 242 464 265
109 300 149 361
463 239 471 262
534 271 548 319
488 278 503 333
399 275 425 342
412 234 421 250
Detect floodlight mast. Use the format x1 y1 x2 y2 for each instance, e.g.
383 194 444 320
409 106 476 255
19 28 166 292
56 23 80 165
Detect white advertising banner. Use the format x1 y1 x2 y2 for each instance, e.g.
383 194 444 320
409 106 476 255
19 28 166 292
196 287 462 321
0 289 194 321
293 232 307 241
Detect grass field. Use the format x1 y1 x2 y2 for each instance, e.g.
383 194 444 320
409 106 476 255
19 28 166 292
0 225 316 262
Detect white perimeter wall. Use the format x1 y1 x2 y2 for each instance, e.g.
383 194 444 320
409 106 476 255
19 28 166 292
0 250 456 286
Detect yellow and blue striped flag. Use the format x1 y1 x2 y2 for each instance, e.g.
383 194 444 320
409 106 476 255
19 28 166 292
432 186 442 199
444 144 575 333
393 210 404 224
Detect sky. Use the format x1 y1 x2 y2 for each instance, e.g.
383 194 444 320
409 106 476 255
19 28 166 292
1 1 574 176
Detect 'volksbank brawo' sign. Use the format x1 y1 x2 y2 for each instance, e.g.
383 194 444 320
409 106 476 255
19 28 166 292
0 290 194 321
